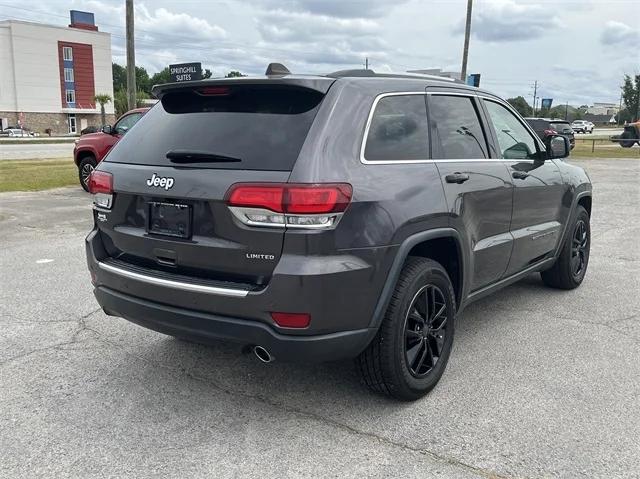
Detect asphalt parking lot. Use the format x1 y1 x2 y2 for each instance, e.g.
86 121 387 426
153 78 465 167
1 158 638 478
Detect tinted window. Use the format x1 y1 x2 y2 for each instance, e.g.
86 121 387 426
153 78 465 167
114 113 143 135
105 86 324 170
550 122 572 134
429 96 488 159
485 100 539 160
525 119 549 132
364 95 429 162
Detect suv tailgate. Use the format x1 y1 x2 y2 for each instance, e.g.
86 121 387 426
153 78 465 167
95 80 333 287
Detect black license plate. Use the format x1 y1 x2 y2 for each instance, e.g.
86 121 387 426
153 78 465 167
148 202 192 239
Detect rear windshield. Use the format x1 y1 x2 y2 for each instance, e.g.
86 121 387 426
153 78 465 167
105 85 324 170
550 122 572 133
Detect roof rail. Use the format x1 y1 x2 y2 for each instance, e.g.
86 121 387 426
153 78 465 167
325 69 459 82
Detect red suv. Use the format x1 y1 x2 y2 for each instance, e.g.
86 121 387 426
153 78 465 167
74 108 149 191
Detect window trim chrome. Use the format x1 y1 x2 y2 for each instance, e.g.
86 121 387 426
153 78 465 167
97 261 250 297
359 90 545 165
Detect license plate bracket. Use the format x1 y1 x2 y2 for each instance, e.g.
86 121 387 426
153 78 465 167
147 201 192 239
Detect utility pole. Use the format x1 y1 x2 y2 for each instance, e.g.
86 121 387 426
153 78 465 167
365 57 369 70
617 91 623 126
565 101 568 120
126 0 136 110
460 0 473 82
532 80 538 116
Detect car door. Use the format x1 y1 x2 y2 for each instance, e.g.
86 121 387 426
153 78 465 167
427 92 514 292
481 99 569 276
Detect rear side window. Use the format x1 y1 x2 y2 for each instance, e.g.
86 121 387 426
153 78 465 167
105 85 324 170
364 95 429 162
550 122 572 133
428 95 488 159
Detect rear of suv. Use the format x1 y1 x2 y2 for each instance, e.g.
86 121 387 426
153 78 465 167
571 119 594 134
86 66 592 400
525 118 575 150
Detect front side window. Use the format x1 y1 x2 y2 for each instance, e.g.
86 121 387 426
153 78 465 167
64 68 74 82
428 95 488 159
63 46 73 61
484 100 539 160
65 90 76 104
114 113 143 135
363 94 429 162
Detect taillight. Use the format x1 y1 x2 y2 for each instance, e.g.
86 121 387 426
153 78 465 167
226 183 352 229
88 170 113 209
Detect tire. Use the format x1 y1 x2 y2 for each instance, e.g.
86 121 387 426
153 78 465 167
541 205 590 290
78 156 97 192
620 130 635 148
357 257 456 401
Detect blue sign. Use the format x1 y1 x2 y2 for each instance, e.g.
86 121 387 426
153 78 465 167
70 10 95 26
466 74 481 87
541 98 553 109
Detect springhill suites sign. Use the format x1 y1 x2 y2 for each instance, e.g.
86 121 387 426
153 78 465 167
169 62 202 82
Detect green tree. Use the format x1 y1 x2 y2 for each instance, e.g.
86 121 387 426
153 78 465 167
150 67 172 86
225 70 245 78
506 96 532 117
114 89 149 117
135 66 151 95
112 63 127 91
203 68 213 79
621 74 640 121
93 93 112 126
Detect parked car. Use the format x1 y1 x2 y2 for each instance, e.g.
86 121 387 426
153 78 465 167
1 128 30 137
74 108 149 191
80 126 100 135
571 120 594 134
85 66 592 400
525 118 575 150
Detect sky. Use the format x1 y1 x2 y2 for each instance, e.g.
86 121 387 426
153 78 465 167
1 0 638 106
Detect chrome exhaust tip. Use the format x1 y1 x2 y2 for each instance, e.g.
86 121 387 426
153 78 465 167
253 345 274 363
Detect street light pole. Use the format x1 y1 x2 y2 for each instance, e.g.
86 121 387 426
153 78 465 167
460 0 473 82
126 0 136 110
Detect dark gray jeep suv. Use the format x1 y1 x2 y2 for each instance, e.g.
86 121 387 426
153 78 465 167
86 66 592 400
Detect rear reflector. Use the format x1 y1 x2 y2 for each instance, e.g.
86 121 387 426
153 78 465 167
226 183 352 214
270 312 311 328
88 171 113 194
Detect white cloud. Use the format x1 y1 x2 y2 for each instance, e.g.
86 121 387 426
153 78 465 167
455 0 563 42
601 21 640 45
247 0 408 18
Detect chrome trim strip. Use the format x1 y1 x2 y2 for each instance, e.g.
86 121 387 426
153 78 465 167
359 90 545 165
97 261 250 297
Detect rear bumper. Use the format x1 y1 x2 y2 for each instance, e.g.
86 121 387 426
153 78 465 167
86 228 394 361
95 286 374 362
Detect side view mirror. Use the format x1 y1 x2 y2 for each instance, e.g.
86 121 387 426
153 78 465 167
545 135 570 160
101 125 113 135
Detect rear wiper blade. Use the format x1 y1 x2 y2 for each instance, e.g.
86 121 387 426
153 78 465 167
166 149 241 163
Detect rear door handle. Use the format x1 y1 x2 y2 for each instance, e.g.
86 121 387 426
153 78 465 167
445 172 470 184
512 171 529 180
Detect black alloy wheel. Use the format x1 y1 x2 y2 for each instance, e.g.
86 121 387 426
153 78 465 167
571 219 588 278
403 284 449 377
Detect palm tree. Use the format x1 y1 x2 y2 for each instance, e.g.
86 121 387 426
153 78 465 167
93 94 112 126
